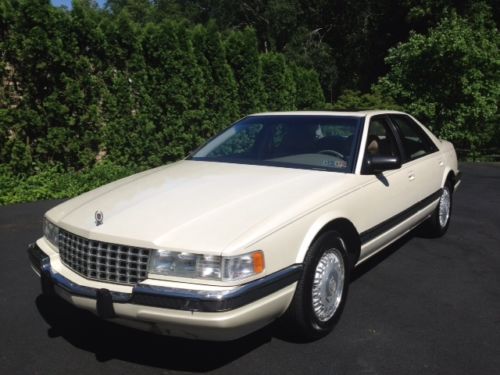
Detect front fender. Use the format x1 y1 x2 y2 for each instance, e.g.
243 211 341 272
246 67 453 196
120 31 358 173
295 212 354 263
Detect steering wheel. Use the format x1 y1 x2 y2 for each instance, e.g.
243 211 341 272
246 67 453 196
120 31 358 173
318 149 345 160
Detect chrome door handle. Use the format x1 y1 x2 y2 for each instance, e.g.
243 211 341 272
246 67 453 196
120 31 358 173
408 172 415 181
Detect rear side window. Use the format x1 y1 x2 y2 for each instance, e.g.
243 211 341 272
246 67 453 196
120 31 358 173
390 115 437 161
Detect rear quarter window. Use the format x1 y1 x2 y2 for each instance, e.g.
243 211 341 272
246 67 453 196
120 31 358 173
390 115 438 161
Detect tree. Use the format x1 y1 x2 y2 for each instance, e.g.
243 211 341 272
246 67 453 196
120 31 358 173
175 22 208 151
225 27 266 115
105 0 153 24
330 87 400 111
139 20 206 163
2 0 105 171
260 52 296 111
284 27 337 102
192 22 239 134
379 9 499 155
289 64 325 110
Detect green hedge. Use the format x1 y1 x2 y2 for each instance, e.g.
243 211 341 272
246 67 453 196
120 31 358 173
0 1 325 180
0 162 136 205
1 1 497 205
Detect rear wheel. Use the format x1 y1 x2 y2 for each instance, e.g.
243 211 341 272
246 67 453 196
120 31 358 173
423 183 453 237
283 231 350 340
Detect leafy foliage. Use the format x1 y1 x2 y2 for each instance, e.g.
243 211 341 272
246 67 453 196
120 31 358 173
225 28 267 114
192 22 239 136
0 0 498 204
330 88 401 111
0 161 134 205
290 64 325 110
260 52 296 111
379 8 499 152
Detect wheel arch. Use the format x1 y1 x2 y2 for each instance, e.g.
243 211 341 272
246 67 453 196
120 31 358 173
443 169 456 192
296 216 361 269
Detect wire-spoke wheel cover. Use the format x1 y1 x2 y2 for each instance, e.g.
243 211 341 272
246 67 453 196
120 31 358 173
312 249 345 322
439 188 451 228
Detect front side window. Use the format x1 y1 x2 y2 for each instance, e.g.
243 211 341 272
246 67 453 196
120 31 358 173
190 115 364 172
365 116 400 158
390 115 437 161
361 116 401 174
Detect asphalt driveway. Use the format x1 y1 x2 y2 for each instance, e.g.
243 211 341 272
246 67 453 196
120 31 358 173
1 163 499 374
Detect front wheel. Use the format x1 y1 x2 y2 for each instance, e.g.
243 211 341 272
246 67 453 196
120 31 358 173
422 184 453 237
282 231 350 341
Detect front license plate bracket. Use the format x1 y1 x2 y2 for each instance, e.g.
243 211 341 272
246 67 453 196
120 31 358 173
96 288 116 319
41 270 55 296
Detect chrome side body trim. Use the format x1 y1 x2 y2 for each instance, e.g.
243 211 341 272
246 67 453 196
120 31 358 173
359 188 442 245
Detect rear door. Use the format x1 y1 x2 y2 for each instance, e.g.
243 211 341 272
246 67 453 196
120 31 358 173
388 114 443 203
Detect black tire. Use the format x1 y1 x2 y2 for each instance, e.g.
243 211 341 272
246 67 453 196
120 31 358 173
282 231 350 341
422 182 453 238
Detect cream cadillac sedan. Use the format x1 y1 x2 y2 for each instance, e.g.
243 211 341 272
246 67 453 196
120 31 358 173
28 111 461 341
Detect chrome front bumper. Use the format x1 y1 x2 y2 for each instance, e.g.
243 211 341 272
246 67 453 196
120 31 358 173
28 243 302 317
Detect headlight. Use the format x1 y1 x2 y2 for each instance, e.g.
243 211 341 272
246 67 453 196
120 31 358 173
43 217 59 249
149 250 264 281
149 251 222 280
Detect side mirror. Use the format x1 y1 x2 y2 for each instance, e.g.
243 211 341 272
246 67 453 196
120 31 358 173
364 155 401 174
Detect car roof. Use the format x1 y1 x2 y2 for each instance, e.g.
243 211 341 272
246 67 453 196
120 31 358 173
249 110 407 117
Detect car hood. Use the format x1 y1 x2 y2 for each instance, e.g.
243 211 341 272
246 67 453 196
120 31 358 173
47 160 356 254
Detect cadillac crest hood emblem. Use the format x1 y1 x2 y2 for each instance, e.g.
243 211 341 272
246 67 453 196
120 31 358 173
95 210 104 226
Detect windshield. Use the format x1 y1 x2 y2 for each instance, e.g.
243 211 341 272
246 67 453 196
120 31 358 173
190 115 364 172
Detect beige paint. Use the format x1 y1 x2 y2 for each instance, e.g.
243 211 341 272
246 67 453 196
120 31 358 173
35 111 459 340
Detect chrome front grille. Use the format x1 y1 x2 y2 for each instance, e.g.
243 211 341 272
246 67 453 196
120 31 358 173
58 229 151 285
